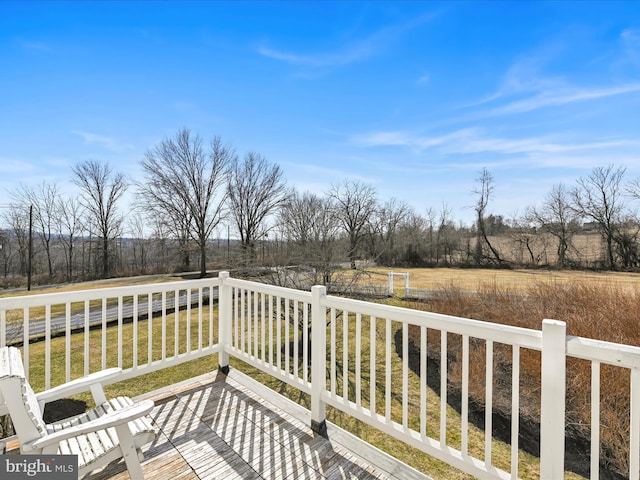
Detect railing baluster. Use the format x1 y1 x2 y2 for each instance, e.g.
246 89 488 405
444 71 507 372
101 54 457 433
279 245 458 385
355 313 362 408
285 298 290 375
303 301 309 383
268 294 273 365
276 296 282 371
185 288 191 354
209 286 214 348
440 330 447 446
66 303 71 382
591 361 600 480
511 345 520 479
161 292 166 362
240 289 246 354
402 321 408 431
174 290 180 357
147 294 152 365
331 308 336 394
198 287 203 351
84 301 90 376
386 318 392 423
246 290 252 356
343 309 349 403
630 368 640 480
133 294 138 370
254 291 259 359
23 307 29 377
118 296 124 368
462 334 469 455
101 298 107 370
421 325 427 439
370 316 377 417
45 304 51 389
261 293 266 364
485 339 494 468
294 300 299 377
233 287 239 350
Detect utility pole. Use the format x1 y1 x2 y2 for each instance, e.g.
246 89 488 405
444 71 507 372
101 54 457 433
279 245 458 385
28 205 33 291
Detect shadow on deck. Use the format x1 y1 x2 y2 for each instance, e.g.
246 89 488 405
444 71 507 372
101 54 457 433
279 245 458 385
87 369 430 480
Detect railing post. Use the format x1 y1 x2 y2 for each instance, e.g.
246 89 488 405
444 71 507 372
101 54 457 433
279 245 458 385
540 319 566 478
218 271 231 374
311 285 327 437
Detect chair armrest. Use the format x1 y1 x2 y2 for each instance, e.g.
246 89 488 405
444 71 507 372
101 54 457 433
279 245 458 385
35 368 123 404
24 399 154 452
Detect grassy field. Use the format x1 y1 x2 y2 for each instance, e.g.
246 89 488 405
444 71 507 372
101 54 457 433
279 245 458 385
365 266 640 295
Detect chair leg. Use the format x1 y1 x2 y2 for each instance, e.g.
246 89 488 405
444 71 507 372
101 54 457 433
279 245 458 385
114 424 145 479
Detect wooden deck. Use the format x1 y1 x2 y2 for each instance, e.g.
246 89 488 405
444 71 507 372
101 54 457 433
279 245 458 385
85 369 431 480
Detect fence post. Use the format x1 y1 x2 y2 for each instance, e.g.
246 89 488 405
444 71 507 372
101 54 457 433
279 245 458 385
311 285 327 436
540 319 566 478
218 271 231 374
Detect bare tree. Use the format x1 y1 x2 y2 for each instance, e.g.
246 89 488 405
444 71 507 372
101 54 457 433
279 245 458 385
11 182 60 278
472 168 503 265
368 198 411 265
72 159 128 278
227 152 288 263
139 129 232 277
571 165 626 269
57 195 83 281
2 206 29 276
127 213 150 274
327 180 378 269
527 184 579 268
436 203 456 264
279 191 341 284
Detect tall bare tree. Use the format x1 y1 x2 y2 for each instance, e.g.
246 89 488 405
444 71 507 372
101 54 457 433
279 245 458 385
571 164 626 269
138 129 232 277
57 195 83 281
328 180 378 269
11 182 60 277
279 191 341 284
472 168 503 265
367 197 410 265
72 159 128 278
527 184 579 268
2 206 30 276
227 152 288 262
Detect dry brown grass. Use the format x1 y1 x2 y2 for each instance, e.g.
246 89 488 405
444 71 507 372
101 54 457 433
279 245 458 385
371 266 640 295
402 279 640 478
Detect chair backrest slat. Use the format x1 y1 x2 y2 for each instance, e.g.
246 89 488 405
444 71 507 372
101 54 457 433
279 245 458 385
0 347 47 446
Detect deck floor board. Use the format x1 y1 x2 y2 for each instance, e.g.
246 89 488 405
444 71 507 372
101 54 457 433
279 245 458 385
84 369 425 480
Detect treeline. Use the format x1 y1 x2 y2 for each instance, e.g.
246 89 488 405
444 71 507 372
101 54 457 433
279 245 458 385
2 128 640 288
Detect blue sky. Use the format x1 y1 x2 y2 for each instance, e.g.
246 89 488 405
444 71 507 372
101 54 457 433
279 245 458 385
1 1 639 226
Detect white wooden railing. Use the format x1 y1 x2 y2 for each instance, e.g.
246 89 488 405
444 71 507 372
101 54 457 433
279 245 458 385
2 272 640 479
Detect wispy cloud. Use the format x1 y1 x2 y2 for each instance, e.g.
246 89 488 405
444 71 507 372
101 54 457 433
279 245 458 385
351 128 639 158
466 43 640 117
23 41 53 53
72 131 133 153
417 74 430 85
488 83 640 116
0 158 36 173
284 160 377 184
621 28 640 64
258 12 436 69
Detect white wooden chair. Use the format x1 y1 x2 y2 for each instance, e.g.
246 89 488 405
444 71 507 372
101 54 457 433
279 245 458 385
0 346 157 479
